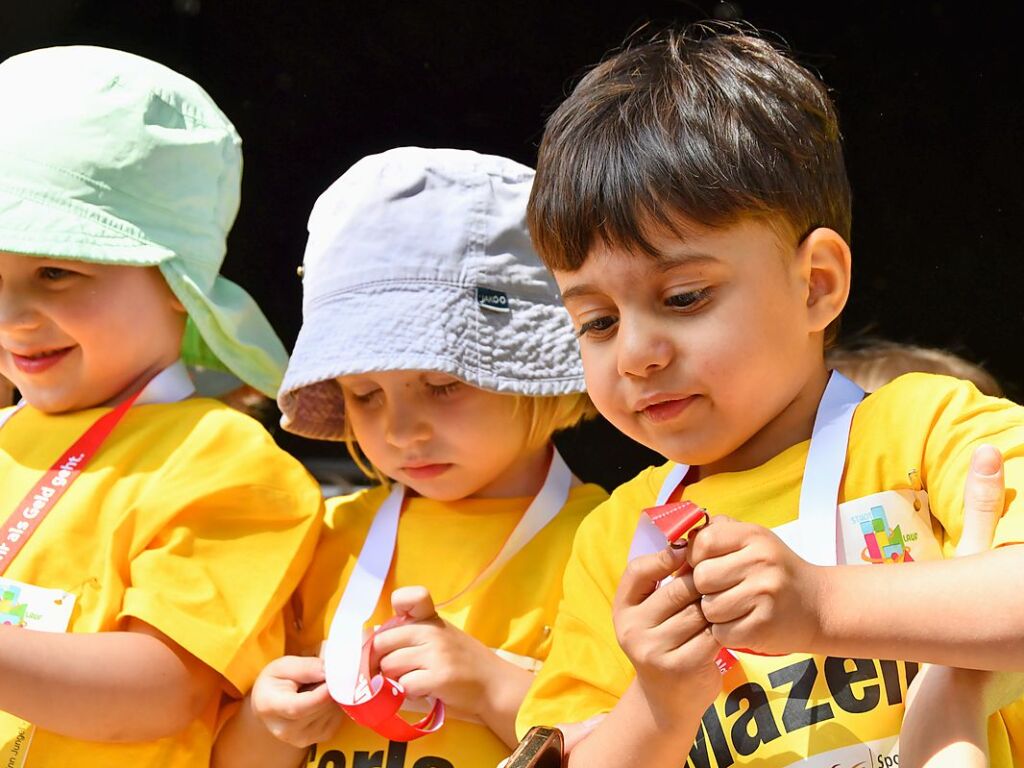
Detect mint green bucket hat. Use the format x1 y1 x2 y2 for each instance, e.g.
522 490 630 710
0 46 288 397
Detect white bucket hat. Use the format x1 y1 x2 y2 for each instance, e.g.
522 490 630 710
278 147 585 441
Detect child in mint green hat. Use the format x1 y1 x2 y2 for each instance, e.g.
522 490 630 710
0 46 322 767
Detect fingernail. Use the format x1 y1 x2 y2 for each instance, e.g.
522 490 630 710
669 539 688 551
972 444 1003 477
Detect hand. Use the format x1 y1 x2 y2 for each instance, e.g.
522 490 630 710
689 516 822 655
612 544 721 720
372 586 511 718
901 444 1022 768
250 656 343 748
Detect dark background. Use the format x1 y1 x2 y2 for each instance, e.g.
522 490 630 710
3 1 1023 487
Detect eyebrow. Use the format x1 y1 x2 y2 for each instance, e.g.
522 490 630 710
560 252 719 301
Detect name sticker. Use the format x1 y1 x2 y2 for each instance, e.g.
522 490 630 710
476 287 510 313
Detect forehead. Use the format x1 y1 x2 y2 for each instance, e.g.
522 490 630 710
557 217 793 292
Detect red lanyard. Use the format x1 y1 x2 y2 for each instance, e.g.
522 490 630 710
0 391 142 576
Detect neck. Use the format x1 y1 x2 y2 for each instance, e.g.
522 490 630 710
95 358 178 409
699 365 831 479
475 442 556 499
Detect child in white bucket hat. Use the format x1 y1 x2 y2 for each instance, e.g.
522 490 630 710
213 147 607 768
0 46 321 766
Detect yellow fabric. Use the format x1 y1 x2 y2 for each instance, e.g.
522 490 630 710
0 399 323 767
289 480 607 768
518 373 1024 767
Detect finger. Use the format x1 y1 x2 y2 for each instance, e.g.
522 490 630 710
614 546 690 609
395 668 436 699
650 600 710 644
373 622 433 657
687 516 750 566
663 622 721 668
392 585 438 621
632 569 703 627
256 680 337 722
691 549 749 596
263 655 327 687
957 444 1005 557
379 645 426 681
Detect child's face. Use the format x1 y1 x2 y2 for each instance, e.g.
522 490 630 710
556 217 837 475
339 370 547 500
0 252 186 413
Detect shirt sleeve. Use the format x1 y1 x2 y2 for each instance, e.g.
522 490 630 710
515 485 647 739
911 374 1024 548
119 411 323 695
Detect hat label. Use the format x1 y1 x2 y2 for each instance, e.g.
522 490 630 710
476 287 510 313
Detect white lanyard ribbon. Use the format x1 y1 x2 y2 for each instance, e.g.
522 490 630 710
0 360 196 434
630 370 864 566
324 448 574 706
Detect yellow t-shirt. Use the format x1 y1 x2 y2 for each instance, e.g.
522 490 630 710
0 399 323 767
518 373 1024 767
288 480 608 768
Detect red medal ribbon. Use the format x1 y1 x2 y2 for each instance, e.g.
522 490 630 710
339 616 445 741
643 500 782 673
0 391 142 576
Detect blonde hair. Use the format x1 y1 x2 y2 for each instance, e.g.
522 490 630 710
0 376 12 408
342 389 596 485
826 341 1002 397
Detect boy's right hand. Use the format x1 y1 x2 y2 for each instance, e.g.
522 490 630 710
613 544 722 718
250 656 344 748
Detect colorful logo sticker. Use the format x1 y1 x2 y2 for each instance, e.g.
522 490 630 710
856 505 915 564
0 583 28 627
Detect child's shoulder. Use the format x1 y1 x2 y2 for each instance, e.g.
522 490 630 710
134 397 283 449
858 371 1009 424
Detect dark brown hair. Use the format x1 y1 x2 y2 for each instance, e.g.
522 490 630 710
529 25 852 271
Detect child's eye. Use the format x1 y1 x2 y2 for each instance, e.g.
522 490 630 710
38 266 75 282
428 381 462 398
577 315 617 339
348 389 382 406
665 287 711 311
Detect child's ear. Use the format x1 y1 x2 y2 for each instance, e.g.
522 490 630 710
799 227 851 332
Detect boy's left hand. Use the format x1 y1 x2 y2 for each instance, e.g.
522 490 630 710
372 586 516 718
688 517 823 655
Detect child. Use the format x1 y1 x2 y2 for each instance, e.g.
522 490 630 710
514 27 1024 768
211 147 608 768
0 46 322 766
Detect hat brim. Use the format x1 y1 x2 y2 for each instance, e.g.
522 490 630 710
0 183 174 266
0 186 287 397
278 279 585 441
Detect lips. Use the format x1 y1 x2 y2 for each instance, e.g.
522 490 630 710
635 393 697 423
9 347 74 375
401 462 453 480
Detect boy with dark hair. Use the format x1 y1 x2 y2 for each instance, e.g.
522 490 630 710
516 27 1024 767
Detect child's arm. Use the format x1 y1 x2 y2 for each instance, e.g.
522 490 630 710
688 517 1024 670
900 445 1024 767
212 656 341 768
563 545 722 768
372 587 534 748
0 617 220 741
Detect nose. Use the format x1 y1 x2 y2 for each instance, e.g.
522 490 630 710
616 314 673 378
384 397 433 448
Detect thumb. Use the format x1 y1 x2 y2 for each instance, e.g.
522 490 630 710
391 585 438 621
957 444 1005 557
